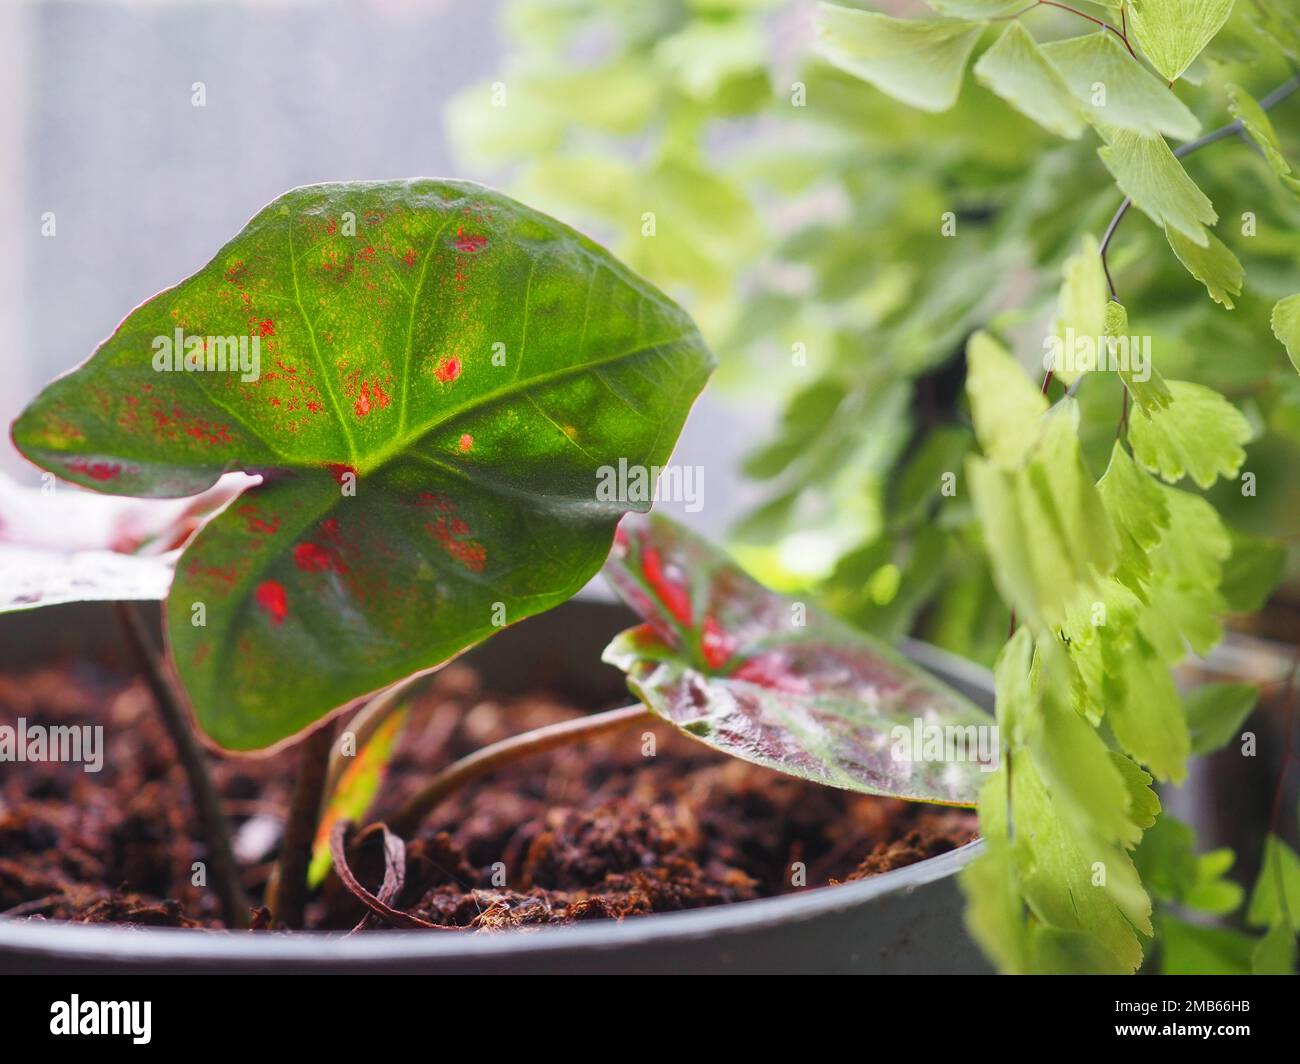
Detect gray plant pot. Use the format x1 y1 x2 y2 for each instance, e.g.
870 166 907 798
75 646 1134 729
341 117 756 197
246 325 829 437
0 598 992 974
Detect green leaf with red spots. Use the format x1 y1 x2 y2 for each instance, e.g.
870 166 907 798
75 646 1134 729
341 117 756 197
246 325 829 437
601 514 994 806
12 180 713 750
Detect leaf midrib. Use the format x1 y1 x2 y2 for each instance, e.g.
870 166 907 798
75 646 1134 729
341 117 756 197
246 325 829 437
397 212 460 434
172 324 690 481
287 221 360 467
358 333 694 477
184 335 696 706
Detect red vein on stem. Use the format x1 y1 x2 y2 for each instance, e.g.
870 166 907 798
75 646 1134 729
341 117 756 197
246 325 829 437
1037 0 1140 60
1038 0 1107 29
995 0 1140 59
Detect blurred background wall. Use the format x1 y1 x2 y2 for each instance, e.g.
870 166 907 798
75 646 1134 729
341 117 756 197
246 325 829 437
0 0 766 534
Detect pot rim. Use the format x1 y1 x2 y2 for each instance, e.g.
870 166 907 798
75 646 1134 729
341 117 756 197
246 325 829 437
0 839 984 962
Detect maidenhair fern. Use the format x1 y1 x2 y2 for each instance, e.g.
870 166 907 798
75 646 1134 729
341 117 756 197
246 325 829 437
448 0 1300 973
816 0 1299 973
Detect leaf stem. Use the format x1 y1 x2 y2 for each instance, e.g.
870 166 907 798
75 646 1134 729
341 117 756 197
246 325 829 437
330 821 447 931
325 674 425 796
1099 202 1132 300
1035 0 1139 61
388 704 651 838
272 718 338 929
114 603 250 929
1099 74 1300 300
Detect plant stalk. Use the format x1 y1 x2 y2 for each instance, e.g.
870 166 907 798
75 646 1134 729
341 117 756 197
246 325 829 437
325 673 425 796
1035 1 1139 60
1099 74 1300 299
388 704 651 838
273 718 338 929
114 603 250 929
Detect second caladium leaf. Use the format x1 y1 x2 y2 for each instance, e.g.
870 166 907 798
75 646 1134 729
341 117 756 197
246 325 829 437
602 514 994 806
13 180 713 750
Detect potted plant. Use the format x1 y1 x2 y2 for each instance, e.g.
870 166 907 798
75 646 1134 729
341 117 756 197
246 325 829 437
0 179 993 974
5 0 1300 978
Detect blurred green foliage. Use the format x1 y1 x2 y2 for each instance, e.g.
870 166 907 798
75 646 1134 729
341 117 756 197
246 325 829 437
449 0 1298 671
450 0 1300 977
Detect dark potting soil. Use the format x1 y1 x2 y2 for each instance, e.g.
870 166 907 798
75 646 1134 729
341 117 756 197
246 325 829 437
0 660 977 932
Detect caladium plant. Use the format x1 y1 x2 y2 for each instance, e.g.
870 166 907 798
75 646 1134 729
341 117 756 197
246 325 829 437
8 177 989 929
13 179 713 751
602 513 994 806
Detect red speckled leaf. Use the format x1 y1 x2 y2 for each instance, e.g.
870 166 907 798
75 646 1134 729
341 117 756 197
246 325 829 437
602 514 993 806
13 181 713 750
